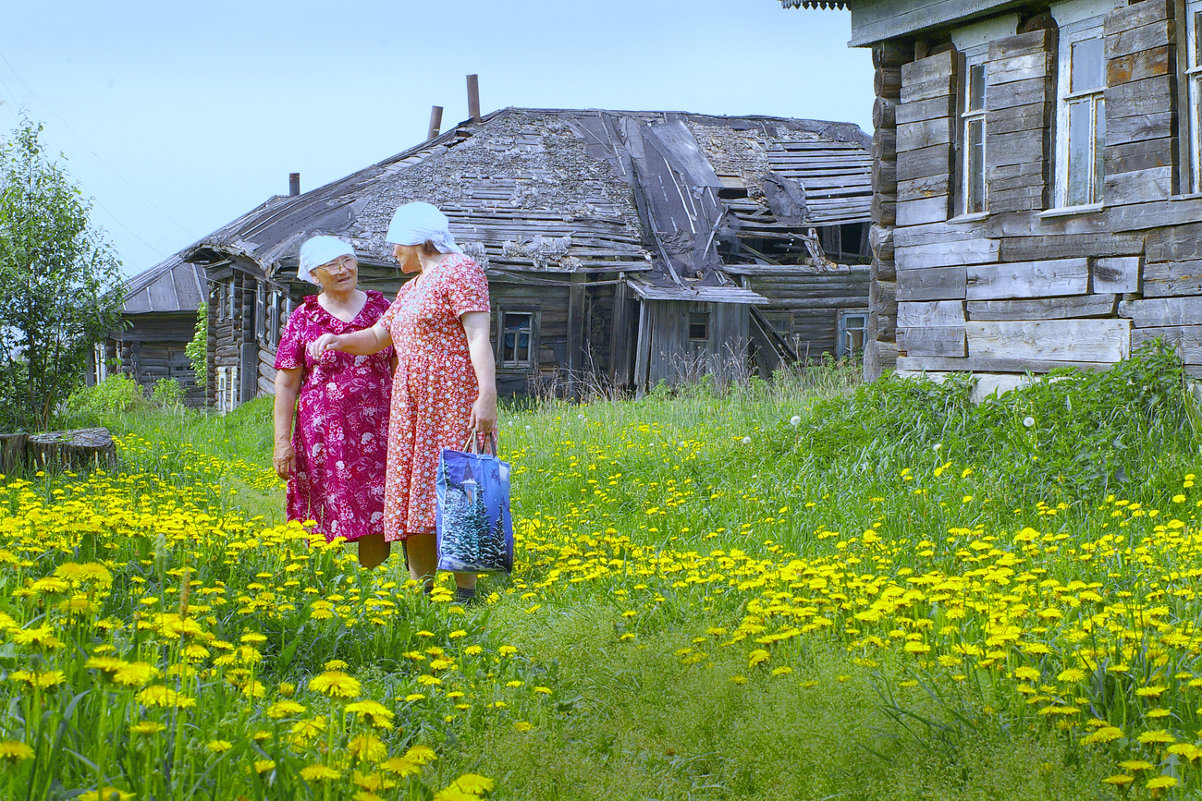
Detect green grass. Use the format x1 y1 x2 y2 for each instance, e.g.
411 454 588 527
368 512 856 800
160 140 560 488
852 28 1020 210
41 343 1202 800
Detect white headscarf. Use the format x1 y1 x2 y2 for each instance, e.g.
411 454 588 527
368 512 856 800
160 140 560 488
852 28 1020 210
298 235 356 284
385 202 463 254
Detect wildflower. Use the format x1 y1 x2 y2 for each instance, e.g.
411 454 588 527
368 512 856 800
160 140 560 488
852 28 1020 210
345 700 394 728
79 789 133 801
206 739 233 753
130 721 167 736
308 670 361 699
1081 726 1123 745
789 416 801 426
451 773 495 794
137 685 196 708
10 670 66 690
1118 760 1154 772
379 757 421 776
11 625 62 650
1023 416 1035 428
0 740 34 761
1102 775 1133 786
113 661 159 687
348 734 388 763
748 649 770 667
266 700 306 719
1146 776 1177 790
404 745 437 765
300 763 341 781
1137 730 1176 745
254 759 276 774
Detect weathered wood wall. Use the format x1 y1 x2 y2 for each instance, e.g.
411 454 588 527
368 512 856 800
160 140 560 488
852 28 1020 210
859 0 1202 385
736 265 872 361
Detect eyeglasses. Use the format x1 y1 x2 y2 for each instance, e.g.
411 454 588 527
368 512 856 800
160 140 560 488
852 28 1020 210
316 255 356 275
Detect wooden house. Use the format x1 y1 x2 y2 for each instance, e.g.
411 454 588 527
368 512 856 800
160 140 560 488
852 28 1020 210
785 0 1202 391
178 107 874 407
89 253 207 406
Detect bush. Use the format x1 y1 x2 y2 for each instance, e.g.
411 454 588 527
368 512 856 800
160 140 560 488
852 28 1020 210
61 374 148 424
150 377 185 409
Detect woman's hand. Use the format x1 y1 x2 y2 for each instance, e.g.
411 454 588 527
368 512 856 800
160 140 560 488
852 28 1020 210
273 441 296 480
469 393 498 436
308 333 340 361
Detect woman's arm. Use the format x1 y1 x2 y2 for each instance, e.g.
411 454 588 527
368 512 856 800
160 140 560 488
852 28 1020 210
309 323 393 359
461 311 498 435
273 366 304 479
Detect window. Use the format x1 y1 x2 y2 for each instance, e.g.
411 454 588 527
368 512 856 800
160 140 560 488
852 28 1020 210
837 309 868 357
960 58 988 214
1053 10 1106 207
269 289 282 348
93 342 107 384
689 312 709 342
1187 4 1202 191
216 365 238 413
499 310 535 367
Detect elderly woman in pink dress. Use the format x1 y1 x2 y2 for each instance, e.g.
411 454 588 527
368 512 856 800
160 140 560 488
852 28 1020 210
272 235 395 568
310 203 498 604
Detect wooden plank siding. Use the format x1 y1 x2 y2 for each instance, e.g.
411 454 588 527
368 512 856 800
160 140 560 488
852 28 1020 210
839 0 1202 382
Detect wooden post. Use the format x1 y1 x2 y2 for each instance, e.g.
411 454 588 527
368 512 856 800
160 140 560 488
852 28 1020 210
467 74 481 122
427 105 444 139
288 173 300 197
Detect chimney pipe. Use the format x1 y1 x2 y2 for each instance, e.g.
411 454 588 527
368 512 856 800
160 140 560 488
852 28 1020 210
428 105 444 139
466 74 481 122
288 173 300 197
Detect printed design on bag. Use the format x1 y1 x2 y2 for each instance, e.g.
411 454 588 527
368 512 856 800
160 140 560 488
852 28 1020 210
436 454 513 573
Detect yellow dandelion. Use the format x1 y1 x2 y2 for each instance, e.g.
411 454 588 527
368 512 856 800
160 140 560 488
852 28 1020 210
254 759 276 775
112 661 159 687
1137 730 1176 745
0 740 34 761
344 700 394 728
130 721 167 736
1102 775 1133 786
348 734 388 763
299 763 341 781
1080 726 1123 745
206 739 233 753
748 649 770 667
78 788 133 801
266 700 306 719
403 745 437 765
450 773 495 794
1146 776 1177 790
1118 760 1154 772
308 670 361 699
379 757 421 777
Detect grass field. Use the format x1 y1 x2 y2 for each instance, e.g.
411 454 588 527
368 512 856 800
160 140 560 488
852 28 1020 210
2 344 1200 800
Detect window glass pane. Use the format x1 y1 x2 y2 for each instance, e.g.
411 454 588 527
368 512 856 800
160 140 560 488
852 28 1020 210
689 312 708 341
502 313 533 364
966 118 986 214
1195 11 1202 68
1066 98 1094 205
1070 37 1104 93
968 63 986 111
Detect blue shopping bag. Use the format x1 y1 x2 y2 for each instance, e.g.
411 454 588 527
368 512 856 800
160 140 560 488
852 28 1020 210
435 433 514 574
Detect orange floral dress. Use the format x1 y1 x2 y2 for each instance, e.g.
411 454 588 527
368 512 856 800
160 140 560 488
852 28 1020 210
379 254 491 542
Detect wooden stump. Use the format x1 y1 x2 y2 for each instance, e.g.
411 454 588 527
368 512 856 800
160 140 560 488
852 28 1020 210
23 428 117 472
0 434 29 474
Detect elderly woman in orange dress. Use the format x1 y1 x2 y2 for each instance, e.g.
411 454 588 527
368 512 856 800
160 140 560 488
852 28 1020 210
273 235 394 568
310 203 497 604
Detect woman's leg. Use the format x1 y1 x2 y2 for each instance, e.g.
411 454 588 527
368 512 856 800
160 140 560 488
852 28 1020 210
404 533 439 585
356 533 390 569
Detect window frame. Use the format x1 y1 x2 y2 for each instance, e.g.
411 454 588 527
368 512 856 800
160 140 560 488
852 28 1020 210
836 308 869 358
497 308 539 369
957 45 990 216
1185 1 1202 192
1052 9 1108 209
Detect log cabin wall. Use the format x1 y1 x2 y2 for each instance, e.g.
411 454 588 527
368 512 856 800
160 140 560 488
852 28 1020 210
845 0 1202 386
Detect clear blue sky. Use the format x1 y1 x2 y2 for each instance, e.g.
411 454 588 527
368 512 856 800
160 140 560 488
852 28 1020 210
0 0 872 277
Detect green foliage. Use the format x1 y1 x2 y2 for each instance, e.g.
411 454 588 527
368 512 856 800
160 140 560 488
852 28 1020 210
150 377 185 409
0 115 124 430
185 301 208 389
61 374 148 423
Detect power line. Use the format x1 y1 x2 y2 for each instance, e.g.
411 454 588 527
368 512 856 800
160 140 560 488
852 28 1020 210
0 50 198 245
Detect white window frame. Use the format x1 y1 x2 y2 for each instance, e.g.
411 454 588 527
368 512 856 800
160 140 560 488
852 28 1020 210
959 48 989 216
1052 0 1108 209
837 308 869 357
1186 1 1202 192
93 342 108 384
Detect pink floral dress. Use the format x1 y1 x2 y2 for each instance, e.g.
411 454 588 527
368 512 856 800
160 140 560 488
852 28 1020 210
275 291 393 542
380 255 490 542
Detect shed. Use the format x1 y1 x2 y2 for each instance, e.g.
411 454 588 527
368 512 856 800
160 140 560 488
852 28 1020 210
90 253 207 406
177 107 874 407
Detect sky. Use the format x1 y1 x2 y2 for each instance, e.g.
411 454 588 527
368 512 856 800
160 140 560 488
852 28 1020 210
0 0 873 278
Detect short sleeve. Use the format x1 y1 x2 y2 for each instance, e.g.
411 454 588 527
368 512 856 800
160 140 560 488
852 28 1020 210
379 292 401 333
274 306 308 370
362 292 395 360
441 257 490 319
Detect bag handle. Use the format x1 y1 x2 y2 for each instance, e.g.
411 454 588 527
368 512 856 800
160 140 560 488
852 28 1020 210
461 430 497 455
